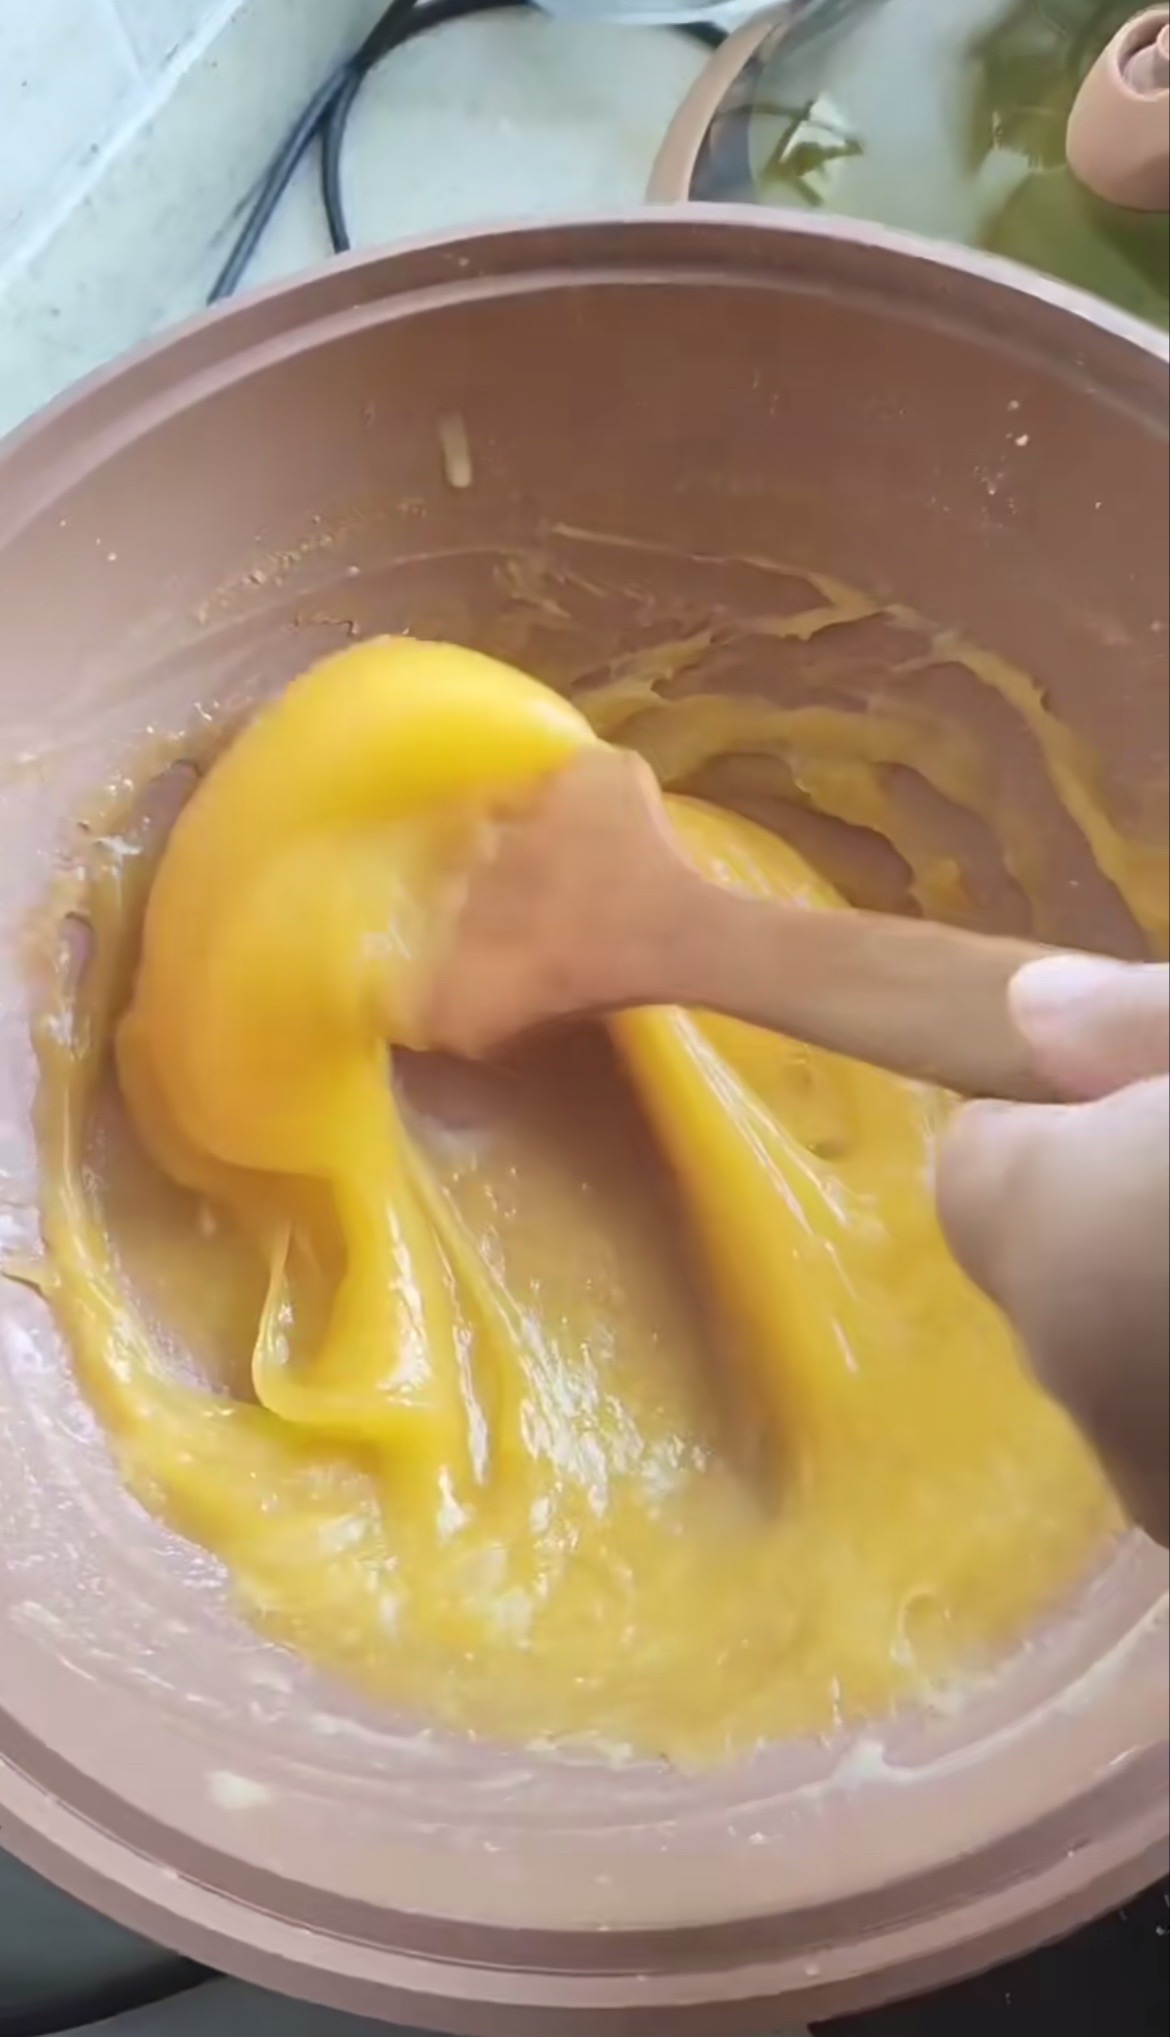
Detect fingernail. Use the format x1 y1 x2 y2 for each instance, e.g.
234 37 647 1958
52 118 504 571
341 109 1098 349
1010 954 1129 1047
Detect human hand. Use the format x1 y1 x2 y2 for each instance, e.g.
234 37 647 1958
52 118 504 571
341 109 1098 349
937 958 1169 1546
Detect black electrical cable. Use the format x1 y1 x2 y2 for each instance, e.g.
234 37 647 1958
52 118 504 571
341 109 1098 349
209 0 724 302
324 0 533 258
206 64 355 301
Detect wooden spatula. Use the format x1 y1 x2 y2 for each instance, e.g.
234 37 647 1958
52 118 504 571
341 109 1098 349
424 748 1089 1101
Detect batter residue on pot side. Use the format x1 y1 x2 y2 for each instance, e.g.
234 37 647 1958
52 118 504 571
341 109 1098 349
28 563 1166 1764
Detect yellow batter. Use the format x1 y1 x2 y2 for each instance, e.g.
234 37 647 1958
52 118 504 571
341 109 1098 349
32 628 1147 1763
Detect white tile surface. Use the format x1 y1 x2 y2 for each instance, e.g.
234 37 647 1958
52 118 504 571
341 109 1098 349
0 0 137 258
113 0 230 73
0 0 389 438
0 4 708 437
241 10 707 289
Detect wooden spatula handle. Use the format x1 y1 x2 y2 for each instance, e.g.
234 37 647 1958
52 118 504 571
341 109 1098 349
656 871 1060 1102
425 748 1076 1099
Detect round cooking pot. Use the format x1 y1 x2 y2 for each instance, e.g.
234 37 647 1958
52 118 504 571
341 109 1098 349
0 212 1167 2034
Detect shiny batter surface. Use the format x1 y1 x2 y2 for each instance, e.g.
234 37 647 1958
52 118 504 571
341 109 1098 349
33 632 1135 1763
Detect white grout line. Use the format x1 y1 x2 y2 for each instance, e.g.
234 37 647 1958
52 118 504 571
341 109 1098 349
0 0 247 294
96 0 147 82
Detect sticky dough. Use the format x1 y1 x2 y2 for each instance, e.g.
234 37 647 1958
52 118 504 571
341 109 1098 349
35 634 1138 1761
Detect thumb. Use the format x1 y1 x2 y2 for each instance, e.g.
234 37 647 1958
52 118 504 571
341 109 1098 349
1011 957 1169 1100
937 1078 1170 1544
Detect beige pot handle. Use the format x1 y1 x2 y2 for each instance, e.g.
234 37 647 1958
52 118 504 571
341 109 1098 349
1067 6 1170 212
647 4 787 201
